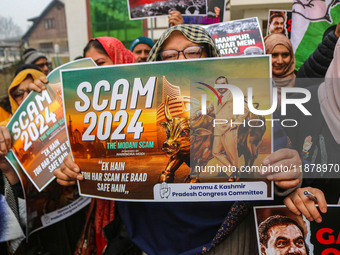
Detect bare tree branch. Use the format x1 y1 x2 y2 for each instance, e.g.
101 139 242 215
0 16 23 40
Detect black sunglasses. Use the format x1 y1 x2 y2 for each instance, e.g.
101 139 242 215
36 62 49 68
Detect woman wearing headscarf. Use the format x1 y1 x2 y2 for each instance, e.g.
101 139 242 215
83 37 134 66
116 25 251 255
80 37 135 254
0 65 45 125
262 33 306 199
1 65 97 255
0 64 45 185
264 33 296 93
59 37 134 254
55 25 302 255
0 65 44 191
0 65 45 253
56 25 252 255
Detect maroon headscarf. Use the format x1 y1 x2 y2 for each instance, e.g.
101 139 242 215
91 36 135 64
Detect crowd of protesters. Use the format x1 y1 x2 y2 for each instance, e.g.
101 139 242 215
0 9 339 255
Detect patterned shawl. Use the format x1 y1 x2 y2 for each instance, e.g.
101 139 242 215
148 24 220 62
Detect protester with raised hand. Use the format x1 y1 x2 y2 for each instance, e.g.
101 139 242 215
168 10 184 27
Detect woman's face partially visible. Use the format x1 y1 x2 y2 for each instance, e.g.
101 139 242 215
85 47 114 66
271 44 291 76
11 76 33 106
160 31 207 60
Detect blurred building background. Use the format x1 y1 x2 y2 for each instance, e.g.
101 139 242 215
22 0 68 67
0 0 293 95
66 0 292 59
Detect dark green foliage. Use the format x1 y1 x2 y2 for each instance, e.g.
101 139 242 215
90 0 143 48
